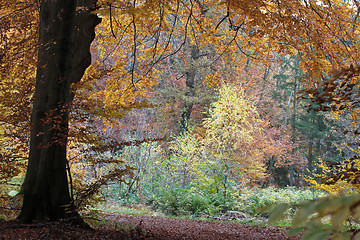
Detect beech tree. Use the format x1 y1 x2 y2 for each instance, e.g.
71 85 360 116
17 0 100 223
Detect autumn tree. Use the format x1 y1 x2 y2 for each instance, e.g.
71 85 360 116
16 0 101 223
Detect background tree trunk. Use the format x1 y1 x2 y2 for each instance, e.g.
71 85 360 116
18 0 100 223
180 45 199 133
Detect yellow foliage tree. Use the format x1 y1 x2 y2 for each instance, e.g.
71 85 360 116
203 84 268 184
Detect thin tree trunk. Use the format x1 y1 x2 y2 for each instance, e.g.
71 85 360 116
290 75 297 187
18 0 100 223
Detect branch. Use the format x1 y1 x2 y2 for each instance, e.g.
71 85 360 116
109 3 117 38
215 12 229 30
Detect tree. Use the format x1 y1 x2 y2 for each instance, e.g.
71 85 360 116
203 84 268 183
18 0 101 223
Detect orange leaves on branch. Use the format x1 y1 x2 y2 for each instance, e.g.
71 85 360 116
299 64 360 119
203 72 222 87
0 1 38 201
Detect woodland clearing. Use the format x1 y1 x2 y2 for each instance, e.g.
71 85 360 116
3 0 360 239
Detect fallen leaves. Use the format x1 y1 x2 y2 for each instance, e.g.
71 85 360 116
0 214 301 240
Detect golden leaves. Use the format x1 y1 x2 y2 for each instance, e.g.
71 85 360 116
203 84 267 181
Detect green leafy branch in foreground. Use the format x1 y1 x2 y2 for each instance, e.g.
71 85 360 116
267 193 360 240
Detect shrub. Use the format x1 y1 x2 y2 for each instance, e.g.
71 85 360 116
146 187 237 217
237 187 326 217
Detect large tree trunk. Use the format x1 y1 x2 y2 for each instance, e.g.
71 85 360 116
18 0 100 223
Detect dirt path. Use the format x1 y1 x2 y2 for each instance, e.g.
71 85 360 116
0 215 301 240
105 213 301 240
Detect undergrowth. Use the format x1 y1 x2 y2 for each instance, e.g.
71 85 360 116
97 186 326 224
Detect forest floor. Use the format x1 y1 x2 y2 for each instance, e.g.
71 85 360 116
0 213 301 240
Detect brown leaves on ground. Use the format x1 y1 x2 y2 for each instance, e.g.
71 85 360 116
0 214 301 240
0 219 143 240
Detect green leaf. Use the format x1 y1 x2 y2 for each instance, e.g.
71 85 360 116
292 202 316 227
301 228 329 240
332 232 351 240
331 206 349 232
351 202 360 219
268 203 289 224
315 197 345 217
287 227 304 236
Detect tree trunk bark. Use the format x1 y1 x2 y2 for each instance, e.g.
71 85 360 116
18 0 100 223
180 45 199 133
289 69 298 187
